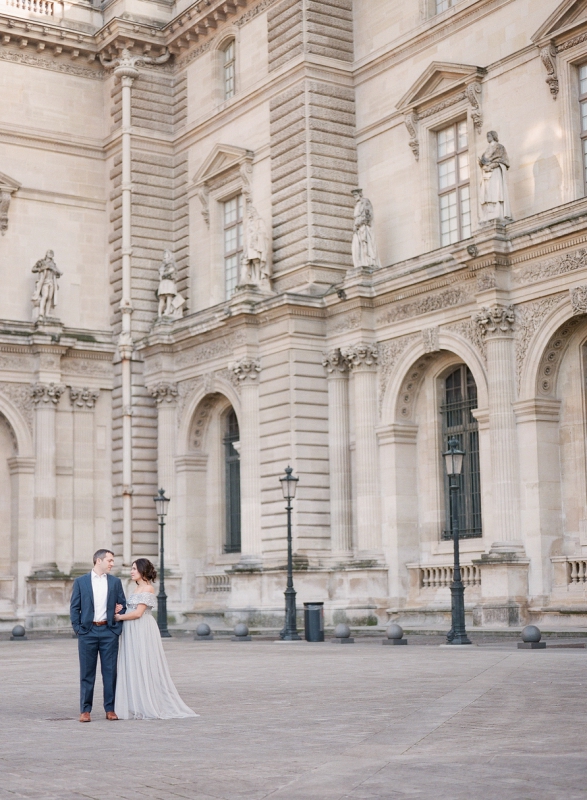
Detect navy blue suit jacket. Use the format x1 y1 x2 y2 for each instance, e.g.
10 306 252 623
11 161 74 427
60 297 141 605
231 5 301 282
70 572 127 636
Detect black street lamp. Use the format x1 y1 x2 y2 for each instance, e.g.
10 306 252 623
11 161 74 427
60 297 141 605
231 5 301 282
279 466 301 640
443 438 471 646
153 488 171 638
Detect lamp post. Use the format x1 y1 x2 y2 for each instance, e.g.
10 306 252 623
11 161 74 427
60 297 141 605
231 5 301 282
279 466 301 640
443 438 471 645
153 488 171 638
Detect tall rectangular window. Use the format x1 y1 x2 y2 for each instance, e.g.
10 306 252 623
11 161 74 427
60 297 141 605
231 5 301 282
223 40 235 100
580 64 587 191
437 120 471 246
224 194 243 299
435 0 452 11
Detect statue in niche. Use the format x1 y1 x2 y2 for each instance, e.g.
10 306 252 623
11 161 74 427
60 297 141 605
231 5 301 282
478 130 512 223
156 249 185 319
32 249 61 321
239 202 271 290
351 188 381 270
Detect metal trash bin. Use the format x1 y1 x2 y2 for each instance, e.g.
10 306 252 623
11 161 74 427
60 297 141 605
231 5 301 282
304 602 324 642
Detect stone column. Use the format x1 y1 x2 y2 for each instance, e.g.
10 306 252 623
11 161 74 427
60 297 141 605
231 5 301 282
30 382 65 573
231 358 262 566
342 343 381 556
474 305 520 542
70 388 100 570
474 305 527 626
150 382 179 565
323 349 352 556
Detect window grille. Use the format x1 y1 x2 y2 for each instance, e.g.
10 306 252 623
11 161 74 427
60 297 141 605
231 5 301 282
440 365 482 539
223 40 236 100
223 194 243 299
437 120 471 246
223 409 241 553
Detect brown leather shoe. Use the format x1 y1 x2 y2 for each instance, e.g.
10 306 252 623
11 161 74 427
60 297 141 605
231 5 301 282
79 712 91 723
105 711 118 721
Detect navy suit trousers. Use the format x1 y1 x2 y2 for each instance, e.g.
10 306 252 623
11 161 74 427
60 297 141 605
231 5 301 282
78 625 120 712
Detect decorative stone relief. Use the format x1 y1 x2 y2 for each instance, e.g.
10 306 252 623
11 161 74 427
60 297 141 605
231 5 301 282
69 387 100 409
478 131 512 223
0 172 21 236
176 377 204 429
446 320 487 365
31 382 65 405
539 43 558 98
341 343 378 370
351 189 380 271
421 327 440 353
190 395 218 450
149 382 178 405
0 383 33 433
515 296 563 392
31 250 61 321
396 354 436 422
537 317 583 397
328 312 361 334
176 333 244 367
570 285 587 315
61 357 112 378
474 305 515 337
404 113 419 160
323 349 350 374
231 358 261 384
377 286 471 325
377 335 418 413
515 248 587 285
0 48 104 80
476 271 496 291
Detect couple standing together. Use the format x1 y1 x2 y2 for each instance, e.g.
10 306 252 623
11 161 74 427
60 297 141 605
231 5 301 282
70 549 197 722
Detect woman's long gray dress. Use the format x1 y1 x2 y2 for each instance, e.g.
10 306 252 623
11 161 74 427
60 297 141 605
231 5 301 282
114 592 198 720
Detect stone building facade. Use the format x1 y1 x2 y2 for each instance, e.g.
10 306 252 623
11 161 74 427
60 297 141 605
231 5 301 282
2 0 587 629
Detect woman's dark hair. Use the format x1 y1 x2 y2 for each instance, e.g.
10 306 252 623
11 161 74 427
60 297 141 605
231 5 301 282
133 558 157 583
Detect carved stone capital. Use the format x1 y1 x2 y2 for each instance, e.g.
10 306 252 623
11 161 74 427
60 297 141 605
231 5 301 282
231 357 261 384
322 349 350 375
570 285 587 316
341 343 379 370
149 382 178 404
474 305 515 337
69 386 100 409
31 382 65 406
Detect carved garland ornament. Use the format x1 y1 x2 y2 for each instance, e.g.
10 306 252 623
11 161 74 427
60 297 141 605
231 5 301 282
514 248 587 285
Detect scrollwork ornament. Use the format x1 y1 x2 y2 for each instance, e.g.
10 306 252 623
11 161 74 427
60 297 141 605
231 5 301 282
465 82 483 131
404 112 419 160
539 43 558 99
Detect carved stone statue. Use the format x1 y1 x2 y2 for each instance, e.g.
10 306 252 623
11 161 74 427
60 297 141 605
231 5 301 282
156 249 185 319
351 188 380 270
478 131 512 223
32 250 61 320
239 203 271 290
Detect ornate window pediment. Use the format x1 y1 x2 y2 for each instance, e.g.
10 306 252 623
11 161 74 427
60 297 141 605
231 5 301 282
396 62 486 160
0 171 21 236
532 0 587 98
192 144 253 225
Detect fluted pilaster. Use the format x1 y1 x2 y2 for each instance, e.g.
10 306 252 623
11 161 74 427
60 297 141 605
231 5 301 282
341 343 381 555
150 382 179 565
323 349 352 555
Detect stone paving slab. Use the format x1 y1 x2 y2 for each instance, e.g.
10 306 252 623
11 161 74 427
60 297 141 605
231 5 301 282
1 638 586 799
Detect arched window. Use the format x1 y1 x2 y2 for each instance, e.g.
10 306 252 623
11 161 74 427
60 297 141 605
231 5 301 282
223 408 241 553
222 39 236 100
441 365 482 539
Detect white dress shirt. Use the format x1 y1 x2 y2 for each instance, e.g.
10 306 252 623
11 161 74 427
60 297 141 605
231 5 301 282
91 570 108 622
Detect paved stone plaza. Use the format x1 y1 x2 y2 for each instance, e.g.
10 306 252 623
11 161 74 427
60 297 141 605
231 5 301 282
1 637 586 799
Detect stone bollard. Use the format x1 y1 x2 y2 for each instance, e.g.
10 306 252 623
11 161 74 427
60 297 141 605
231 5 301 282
194 622 214 641
231 622 252 642
382 623 407 646
10 625 27 641
332 623 354 644
517 625 546 649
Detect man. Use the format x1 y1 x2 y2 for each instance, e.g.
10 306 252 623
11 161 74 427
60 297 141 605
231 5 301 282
70 549 126 722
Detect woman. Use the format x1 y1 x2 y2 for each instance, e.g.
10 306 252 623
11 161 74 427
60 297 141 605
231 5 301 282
114 558 198 720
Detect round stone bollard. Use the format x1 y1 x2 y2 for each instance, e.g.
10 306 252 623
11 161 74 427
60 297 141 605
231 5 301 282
194 622 214 641
518 625 546 649
10 624 27 641
332 622 354 644
382 623 407 646
231 622 252 642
